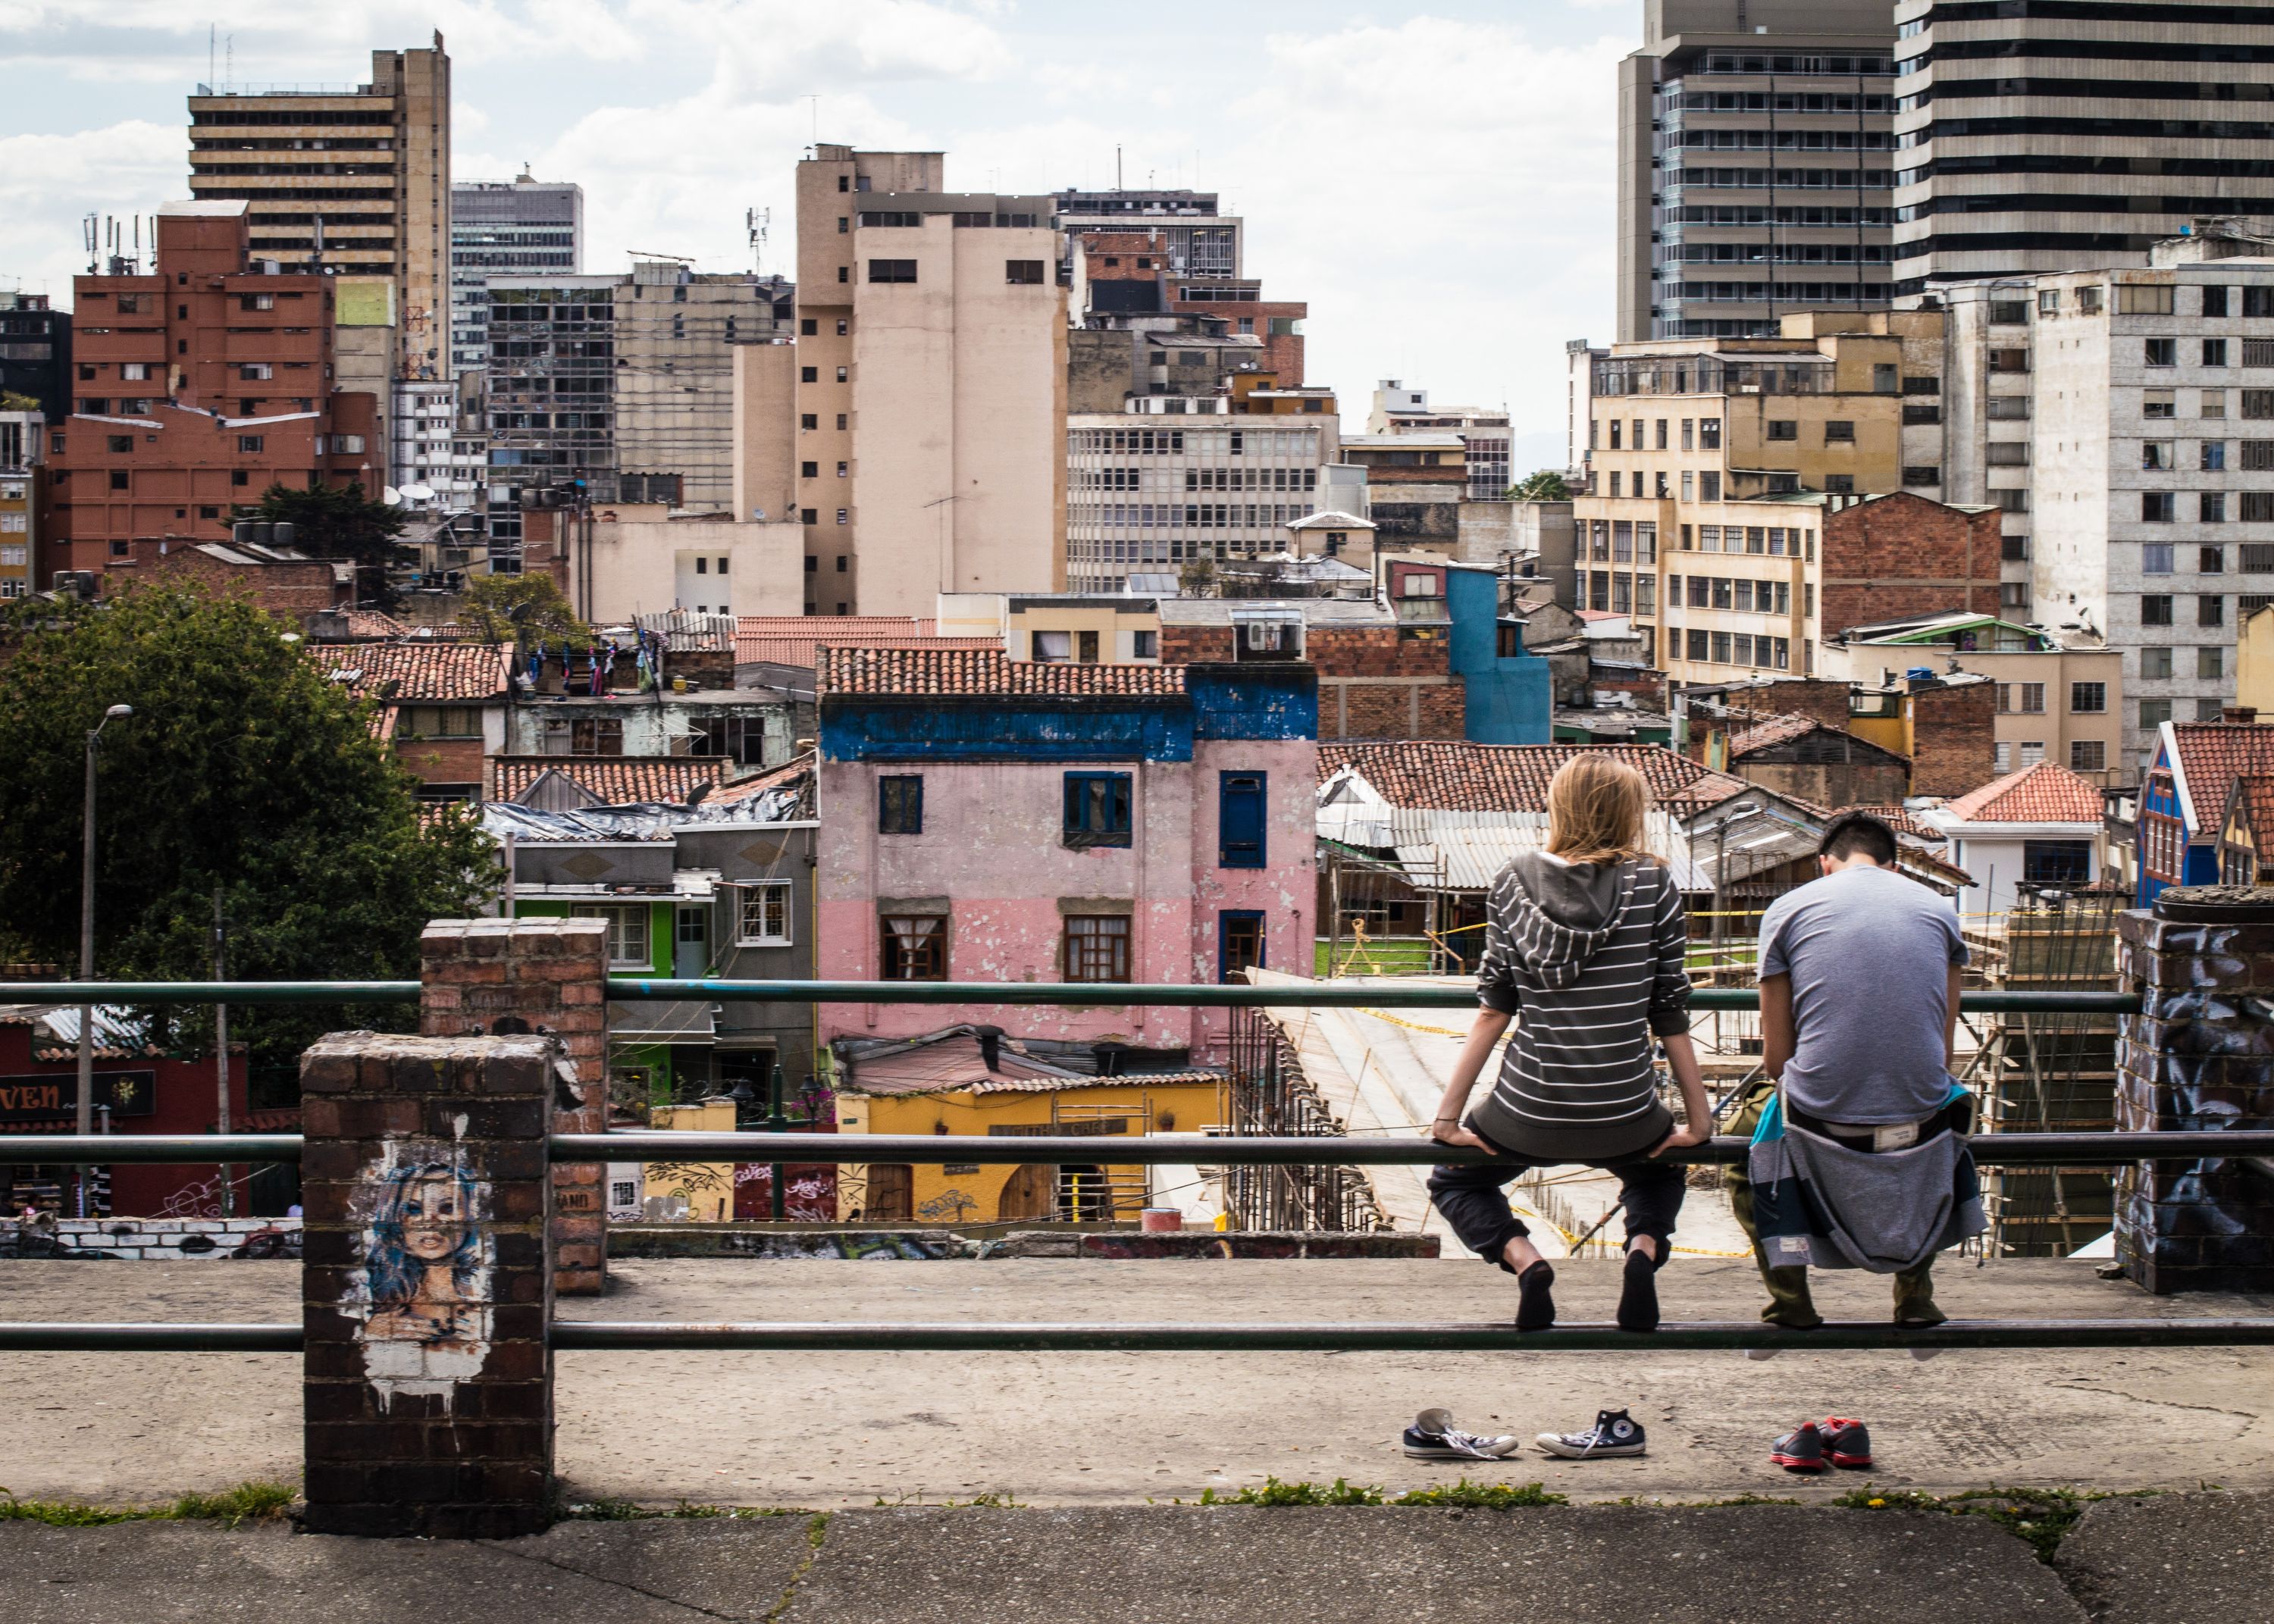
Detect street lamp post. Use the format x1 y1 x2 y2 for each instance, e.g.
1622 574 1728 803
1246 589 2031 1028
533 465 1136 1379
76 703 133 1218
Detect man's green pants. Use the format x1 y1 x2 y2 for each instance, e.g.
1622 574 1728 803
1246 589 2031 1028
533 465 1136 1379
1723 1081 1944 1328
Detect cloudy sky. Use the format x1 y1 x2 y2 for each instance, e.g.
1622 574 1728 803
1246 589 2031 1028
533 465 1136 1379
0 1 1637 465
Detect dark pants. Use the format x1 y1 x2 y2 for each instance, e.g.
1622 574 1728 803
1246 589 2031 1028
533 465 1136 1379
1427 1122 1685 1270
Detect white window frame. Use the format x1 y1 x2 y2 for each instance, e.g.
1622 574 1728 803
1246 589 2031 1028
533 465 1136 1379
570 903 651 968
737 881 794 947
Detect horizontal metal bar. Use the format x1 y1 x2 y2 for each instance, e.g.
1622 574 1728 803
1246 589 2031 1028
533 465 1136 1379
6 1319 2269 1353
10 1129 2269 1169
0 978 2144 1015
0 1135 301 1166
559 1318 2274 1351
0 1323 302 1352
556 1130 2274 1168
0 981 418 1004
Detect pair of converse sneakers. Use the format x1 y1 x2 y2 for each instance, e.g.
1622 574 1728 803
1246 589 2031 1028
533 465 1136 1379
1403 1406 1647 1462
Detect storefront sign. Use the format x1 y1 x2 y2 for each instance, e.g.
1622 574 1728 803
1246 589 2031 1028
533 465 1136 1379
0 1072 158 1123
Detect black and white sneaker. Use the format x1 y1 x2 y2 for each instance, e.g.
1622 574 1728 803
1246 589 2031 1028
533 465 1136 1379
1534 1407 1647 1460
1402 1406 1521 1460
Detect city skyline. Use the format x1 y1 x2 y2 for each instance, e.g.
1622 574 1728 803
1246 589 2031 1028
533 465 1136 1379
0 1 1636 472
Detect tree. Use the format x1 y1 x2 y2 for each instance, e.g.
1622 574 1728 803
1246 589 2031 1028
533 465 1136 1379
0 390 40 412
247 480 406 570
1178 558 1220 597
0 584 497 1070
458 571 589 645
1508 470 1573 502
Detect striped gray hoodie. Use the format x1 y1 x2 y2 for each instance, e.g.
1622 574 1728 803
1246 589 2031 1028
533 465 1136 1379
1467 851 1692 1162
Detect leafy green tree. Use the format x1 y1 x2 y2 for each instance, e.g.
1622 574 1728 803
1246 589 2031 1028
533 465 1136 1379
0 584 497 1069
0 390 40 412
1508 470 1573 502
246 479 406 568
458 571 590 645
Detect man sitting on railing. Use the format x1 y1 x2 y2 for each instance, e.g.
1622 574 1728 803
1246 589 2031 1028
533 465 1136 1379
1727 811 1987 1337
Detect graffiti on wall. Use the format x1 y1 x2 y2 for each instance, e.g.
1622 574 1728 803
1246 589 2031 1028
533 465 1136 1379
346 1139 492 1410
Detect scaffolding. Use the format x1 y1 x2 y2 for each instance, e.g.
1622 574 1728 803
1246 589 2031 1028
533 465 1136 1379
1962 887 2123 1256
1222 1004 1388 1231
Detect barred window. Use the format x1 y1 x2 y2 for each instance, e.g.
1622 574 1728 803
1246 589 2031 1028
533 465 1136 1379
1063 915 1131 984
2243 390 2274 420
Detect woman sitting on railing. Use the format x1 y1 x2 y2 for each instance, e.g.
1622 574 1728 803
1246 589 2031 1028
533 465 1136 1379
1423 756 1713 1332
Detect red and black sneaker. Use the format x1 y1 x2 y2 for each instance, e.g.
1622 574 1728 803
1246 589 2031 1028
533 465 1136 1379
1819 1416 1873 1469
1771 1421 1828 1472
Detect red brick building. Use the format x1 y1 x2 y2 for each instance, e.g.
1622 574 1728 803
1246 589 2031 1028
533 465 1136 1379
50 199 381 580
1819 492 2003 637
1171 279 1306 384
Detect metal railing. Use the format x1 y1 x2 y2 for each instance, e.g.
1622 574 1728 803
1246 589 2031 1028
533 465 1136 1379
0 976 2260 1359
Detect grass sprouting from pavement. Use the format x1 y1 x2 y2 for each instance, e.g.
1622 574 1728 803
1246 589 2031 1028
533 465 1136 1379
1192 1475 1568 1508
0 1480 296 1529
1829 1485 2155 1562
564 1497 810 1520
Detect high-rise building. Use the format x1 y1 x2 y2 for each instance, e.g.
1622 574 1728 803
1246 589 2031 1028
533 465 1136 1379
451 175 583 376
1367 381 1512 499
1052 188 1242 280
1618 1 1898 342
789 146 1067 616
49 200 379 575
0 290 70 420
187 35 451 377
1891 1 2274 299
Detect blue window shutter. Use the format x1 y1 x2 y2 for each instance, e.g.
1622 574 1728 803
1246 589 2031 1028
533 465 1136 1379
1219 771 1266 868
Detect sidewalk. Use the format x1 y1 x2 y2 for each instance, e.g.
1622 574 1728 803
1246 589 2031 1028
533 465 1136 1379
2 1255 2267 1507
3 1496 2270 1622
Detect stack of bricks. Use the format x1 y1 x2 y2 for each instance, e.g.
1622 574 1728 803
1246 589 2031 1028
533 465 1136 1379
2115 889 2274 1294
299 1032 556 1538
418 918 609 1296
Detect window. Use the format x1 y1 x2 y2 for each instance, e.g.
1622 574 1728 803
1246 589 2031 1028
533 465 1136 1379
108 469 128 491
1903 465 1942 487
1076 630 1100 663
2204 545 2226 574
879 774 923 834
238 363 273 380
2245 543 2274 573
880 915 946 980
2205 493 2229 524
1823 420 1855 443
2143 442 2173 471
239 293 274 311
1825 474 1855 494
1063 772 1133 848
571 903 651 969
2205 390 2229 419
867 259 918 283
1700 471 1721 501
2207 443 2231 472
2200 646 2225 681
835 367 848 383
2070 682 2106 715
801 367 818 383
2206 285 2232 318
2203 595 2226 627
2017 683 2046 714
1006 260 1045 284
737 882 792 946
1132 630 1157 659
1219 771 1267 868
2003 534 2030 562
399 706 479 738
1991 299 2031 325
2019 742 2045 768
1994 742 2012 773
2142 594 2175 625
695 556 708 575
2206 340 2230 368
2119 284 2175 316
1063 915 1131 983
1033 629 1071 662
801 413 817 430
801 461 818 478
237 435 264 453
2022 840 2093 886
1766 420 1798 440
105 434 132 454
2143 492 2175 522
2071 740 2106 773
1699 418 1721 449
1220 911 1265 982
2144 390 2176 421
2142 646 2175 680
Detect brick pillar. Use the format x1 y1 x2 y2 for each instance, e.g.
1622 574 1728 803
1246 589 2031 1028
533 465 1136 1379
419 918 609 1296
299 1032 556 1538
2116 887 2274 1294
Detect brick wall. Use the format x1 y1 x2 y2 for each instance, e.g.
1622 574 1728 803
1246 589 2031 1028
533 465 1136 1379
1820 493 2002 636
418 918 609 1296
1160 626 1235 664
299 1032 556 1538
1909 679 1997 798
393 734 485 788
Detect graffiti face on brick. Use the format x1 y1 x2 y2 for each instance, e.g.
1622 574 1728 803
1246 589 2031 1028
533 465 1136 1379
348 1140 493 1408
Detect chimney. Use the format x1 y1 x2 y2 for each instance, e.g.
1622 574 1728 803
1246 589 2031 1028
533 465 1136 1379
973 1025 1002 1073
2224 706 2260 725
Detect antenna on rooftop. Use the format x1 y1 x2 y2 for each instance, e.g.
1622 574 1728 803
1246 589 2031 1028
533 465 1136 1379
83 214 97 274
746 208 770 274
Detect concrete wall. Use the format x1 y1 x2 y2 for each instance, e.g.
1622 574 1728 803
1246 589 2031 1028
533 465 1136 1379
731 342 797 525
816 742 1314 1059
584 515 803 622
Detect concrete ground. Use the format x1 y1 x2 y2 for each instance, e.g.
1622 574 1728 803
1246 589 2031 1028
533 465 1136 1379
2 1255 2269 1508
4 1498 2273 1622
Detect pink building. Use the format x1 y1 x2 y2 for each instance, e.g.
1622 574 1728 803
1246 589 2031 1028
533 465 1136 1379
815 647 1317 1063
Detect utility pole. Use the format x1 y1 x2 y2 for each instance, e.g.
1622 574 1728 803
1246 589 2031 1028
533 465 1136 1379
214 890 233 1218
766 1062 789 1222
76 704 132 1218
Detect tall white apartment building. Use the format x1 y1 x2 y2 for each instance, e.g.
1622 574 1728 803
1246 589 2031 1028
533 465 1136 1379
1937 233 2274 772
1065 405 1333 592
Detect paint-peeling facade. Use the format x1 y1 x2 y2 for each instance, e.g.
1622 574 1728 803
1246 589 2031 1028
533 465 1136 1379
816 650 1317 1062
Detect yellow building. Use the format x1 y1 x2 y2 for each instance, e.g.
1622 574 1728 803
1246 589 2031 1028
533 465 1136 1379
0 409 39 600
643 1098 738 1222
2238 605 2274 721
1574 309 1945 684
832 1028 1225 1224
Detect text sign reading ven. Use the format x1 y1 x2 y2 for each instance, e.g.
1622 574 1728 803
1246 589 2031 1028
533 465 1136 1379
0 1072 158 1123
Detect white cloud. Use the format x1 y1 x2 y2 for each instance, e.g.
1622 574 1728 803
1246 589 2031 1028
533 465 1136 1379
0 120 180 299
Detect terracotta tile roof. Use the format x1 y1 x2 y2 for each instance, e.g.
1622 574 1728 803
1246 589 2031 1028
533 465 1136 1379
1317 741 1749 815
818 646 1188 698
2167 721 2274 826
2224 773 2274 837
703 752 816 810
1727 712 1820 756
491 756 728 806
330 610 409 638
315 640 513 703
1942 759 2104 824
838 1028 1220 1097
1852 804 1945 842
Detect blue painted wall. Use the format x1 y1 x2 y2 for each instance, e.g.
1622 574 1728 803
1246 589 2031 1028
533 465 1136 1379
1446 567 1552 745
1189 665 1318 741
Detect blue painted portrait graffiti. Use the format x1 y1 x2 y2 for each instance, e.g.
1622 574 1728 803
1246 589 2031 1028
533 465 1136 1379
350 1141 492 1407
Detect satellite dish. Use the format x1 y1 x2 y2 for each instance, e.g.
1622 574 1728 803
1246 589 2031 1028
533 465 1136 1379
383 486 402 504
399 483 436 502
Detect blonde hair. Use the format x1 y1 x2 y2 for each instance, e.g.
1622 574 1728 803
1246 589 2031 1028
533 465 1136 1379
1544 755 1653 866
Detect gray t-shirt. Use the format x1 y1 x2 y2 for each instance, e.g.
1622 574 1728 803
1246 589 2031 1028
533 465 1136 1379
1758 864 1967 1125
